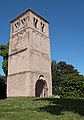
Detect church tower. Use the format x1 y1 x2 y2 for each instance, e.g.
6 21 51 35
7 9 52 97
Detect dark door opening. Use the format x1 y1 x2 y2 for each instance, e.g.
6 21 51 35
35 79 48 97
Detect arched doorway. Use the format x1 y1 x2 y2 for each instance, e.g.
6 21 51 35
35 75 48 97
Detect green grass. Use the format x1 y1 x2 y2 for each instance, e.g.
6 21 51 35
0 98 84 120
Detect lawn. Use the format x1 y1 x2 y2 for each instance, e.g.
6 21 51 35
0 97 84 120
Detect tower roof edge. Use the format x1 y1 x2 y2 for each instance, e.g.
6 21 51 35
10 8 49 24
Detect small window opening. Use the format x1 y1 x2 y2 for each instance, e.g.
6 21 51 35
23 18 26 22
21 20 24 24
33 17 38 28
15 22 19 28
41 22 45 32
42 24 45 32
21 18 26 24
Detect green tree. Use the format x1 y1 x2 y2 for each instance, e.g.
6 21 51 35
51 60 62 95
61 73 84 98
56 61 79 78
51 60 79 96
0 74 6 83
0 43 9 77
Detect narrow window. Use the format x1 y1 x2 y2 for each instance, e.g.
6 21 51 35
15 22 19 28
23 18 26 22
41 22 45 32
21 18 26 24
42 24 45 32
21 20 24 24
33 17 38 28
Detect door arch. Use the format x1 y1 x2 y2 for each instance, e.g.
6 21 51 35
35 76 48 97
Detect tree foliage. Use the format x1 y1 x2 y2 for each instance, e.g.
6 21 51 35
0 43 9 77
56 61 79 77
61 74 84 98
51 60 84 98
51 60 62 95
0 74 6 82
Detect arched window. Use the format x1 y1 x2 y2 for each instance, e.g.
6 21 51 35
41 22 45 32
33 17 38 28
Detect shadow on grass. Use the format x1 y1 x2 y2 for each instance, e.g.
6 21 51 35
34 98 84 116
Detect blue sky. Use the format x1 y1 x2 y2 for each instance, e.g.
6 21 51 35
0 0 84 75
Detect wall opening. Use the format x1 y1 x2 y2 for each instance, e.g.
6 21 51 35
35 76 48 97
33 17 38 28
41 22 45 32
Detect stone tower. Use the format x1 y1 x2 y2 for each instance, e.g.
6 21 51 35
7 9 52 97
